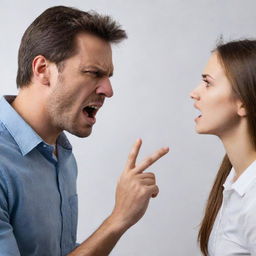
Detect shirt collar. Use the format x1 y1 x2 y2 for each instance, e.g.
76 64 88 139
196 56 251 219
223 160 256 197
0 95 43 155
57 132 72 150
0 95 72 155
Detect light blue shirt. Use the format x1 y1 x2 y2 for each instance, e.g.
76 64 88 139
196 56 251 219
0 96 78 256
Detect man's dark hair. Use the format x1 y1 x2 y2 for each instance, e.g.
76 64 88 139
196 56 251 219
16 6 127 88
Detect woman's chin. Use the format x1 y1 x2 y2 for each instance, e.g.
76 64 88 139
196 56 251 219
195 126 212 135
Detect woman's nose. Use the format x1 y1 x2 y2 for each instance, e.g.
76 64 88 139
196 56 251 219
189 87 200 100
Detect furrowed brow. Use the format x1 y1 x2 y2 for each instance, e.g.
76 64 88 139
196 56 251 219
82 65 113 77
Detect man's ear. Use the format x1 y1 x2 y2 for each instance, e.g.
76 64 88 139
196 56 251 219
32 55 50 86
237 100 247 117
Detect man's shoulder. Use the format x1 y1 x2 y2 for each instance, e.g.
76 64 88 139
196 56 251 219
0 120 19 149
0 121 22 170
0 120 6 134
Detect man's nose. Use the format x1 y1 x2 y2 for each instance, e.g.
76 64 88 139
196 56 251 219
96 77 114 98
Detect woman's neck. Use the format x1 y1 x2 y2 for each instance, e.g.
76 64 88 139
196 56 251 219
220 122 256 182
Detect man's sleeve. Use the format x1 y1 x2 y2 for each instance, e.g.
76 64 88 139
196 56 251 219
0 169 21 256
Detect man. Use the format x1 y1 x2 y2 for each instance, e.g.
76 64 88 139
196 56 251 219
0 6 169 256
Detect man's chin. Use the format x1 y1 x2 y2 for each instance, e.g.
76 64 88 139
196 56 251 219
67 127 93 138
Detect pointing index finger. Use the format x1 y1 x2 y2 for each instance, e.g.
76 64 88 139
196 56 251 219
135 147 169 173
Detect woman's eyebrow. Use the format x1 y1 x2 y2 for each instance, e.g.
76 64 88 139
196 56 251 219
202 74 215 80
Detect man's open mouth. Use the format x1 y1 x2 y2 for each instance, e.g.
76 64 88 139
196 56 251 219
82 100 104 120
83 105 99 118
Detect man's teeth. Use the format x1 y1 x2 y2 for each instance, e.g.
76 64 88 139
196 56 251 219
88 105 99 110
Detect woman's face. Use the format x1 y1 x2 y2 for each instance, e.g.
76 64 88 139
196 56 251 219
190 52 243 136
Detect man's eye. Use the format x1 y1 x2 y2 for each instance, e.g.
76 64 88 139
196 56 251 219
91 71 100 77
83 70 101 77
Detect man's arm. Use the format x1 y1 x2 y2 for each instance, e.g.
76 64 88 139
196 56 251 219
68 139 169 256
0 170 21 256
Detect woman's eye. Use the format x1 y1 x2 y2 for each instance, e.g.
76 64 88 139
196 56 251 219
203 80 210 87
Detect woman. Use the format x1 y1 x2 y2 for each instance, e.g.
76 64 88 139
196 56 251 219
190 40 256 256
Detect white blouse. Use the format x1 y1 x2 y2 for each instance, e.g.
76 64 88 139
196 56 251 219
208 160 256 256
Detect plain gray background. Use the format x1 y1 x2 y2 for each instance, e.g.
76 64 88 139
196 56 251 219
1 0 256 255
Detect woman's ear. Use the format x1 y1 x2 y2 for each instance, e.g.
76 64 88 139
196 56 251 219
237 100 247 117
31 55 50 86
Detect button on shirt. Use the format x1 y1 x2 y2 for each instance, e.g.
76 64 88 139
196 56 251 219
208 160 256 256
0 96 78 256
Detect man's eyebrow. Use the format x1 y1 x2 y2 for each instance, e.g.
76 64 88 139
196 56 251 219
202 74 214 80
81 65 114 77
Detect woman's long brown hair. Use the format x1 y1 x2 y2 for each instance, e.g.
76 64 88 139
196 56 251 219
198 40 256 255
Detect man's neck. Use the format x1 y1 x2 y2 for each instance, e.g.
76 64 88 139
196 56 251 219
11 89 60 145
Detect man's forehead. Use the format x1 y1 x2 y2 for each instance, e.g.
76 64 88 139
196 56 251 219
78 53 114 74
75 33 112 54
75 33 113 71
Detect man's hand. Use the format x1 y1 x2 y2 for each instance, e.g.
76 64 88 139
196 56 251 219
68 139 169 256
110 138 169 230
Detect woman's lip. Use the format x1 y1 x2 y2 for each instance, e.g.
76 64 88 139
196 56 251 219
194 115 202 122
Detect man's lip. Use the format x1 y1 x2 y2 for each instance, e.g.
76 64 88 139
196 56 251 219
82 110 96 125
82 101 104 123
83 102 104 109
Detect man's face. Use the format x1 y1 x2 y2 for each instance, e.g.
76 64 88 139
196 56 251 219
46 33 114 138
